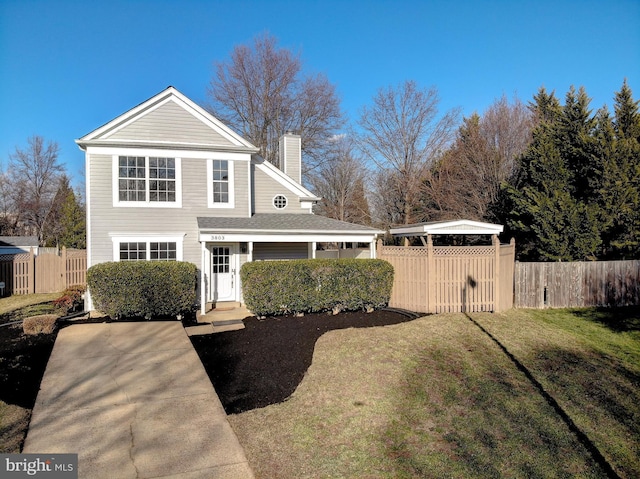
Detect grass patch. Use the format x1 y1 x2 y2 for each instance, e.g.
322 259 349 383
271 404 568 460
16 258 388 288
228 310 635 478
0 293 59 324
472 307 640 479
0 294 59 452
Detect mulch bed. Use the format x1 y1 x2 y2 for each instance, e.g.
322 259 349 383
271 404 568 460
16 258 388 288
0 308 419 416
0 323 58 409
190 308 420 414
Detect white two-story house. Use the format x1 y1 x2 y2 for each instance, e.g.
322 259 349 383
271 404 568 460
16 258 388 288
77 87 382 314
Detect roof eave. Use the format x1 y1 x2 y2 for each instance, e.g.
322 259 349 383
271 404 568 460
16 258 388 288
76 139 260 154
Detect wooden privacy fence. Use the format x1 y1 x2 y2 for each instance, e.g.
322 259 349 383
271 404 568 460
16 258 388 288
514 260 640 308
0 248 87 296
378 237 515 314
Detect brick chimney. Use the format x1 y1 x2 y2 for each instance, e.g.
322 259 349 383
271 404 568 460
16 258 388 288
279 132 301 184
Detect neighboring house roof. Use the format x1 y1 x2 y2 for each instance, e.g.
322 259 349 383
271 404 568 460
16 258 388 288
390 220 504 237
198 214 383 235
75 86 259 154
0 236 38 247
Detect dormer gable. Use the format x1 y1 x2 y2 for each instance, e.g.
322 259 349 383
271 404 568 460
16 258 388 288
76 86 259 153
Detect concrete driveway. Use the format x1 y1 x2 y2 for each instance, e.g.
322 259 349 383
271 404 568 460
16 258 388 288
23 321 254 479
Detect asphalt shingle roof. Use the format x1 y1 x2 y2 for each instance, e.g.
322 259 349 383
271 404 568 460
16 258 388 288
0 236 38 247
197 214 382 234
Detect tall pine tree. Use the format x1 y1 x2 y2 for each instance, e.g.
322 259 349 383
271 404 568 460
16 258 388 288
503 87 601 260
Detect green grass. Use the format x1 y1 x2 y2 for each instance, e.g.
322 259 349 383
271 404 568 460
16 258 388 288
0 293 59 324
471 307 640 479
0 293 59 453
229 308 640 479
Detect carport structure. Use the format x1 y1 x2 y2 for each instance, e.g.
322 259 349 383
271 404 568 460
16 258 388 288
378 220 515 313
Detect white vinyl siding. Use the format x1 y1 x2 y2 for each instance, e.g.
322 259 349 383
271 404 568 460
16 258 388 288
253 242 309 260
252 166 305 213
87 152 251 268
107 100 236 146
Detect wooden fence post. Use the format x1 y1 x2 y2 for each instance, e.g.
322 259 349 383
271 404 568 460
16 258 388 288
61 246 67 290
427 234 435 314
493 235 500 312
28 247 35 294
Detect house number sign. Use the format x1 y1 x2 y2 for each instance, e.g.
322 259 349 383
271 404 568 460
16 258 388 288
210 235 225 241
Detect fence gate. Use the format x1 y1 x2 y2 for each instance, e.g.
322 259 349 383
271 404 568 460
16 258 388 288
35 252 65 293
378 237 515 314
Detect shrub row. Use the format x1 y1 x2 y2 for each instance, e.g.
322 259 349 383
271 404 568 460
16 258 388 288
240 258 394 316
87 261 198 319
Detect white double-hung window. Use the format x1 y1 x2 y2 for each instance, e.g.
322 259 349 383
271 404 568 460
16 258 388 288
114 155 182 207
207 159 234 208
112 235 184 261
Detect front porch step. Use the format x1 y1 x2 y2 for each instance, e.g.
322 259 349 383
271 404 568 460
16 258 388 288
212 319 245 333
185 318 245 336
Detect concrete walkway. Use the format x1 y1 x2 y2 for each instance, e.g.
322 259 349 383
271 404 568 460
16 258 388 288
23 321 255 479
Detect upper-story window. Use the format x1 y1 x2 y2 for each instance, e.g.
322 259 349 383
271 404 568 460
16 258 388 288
207 159 234 208
212 160 229 203
149 157 176 202
114 155 181 207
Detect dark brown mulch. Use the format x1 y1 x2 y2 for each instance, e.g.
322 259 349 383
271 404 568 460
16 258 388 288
190 308 420 414
0 323 58 409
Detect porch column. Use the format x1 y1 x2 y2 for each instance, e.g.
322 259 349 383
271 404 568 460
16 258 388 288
493 234 500 312
200 242 206 316
370 239 376 259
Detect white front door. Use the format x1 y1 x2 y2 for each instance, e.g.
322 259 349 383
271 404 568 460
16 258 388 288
211 245 236 301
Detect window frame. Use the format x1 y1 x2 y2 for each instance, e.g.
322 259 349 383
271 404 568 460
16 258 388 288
207 159 235 208
112 155 182 208
272 194 288 209
111 235 184 261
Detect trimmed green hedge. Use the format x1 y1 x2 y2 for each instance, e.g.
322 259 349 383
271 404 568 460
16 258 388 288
87 261 198 319
240 258 394 316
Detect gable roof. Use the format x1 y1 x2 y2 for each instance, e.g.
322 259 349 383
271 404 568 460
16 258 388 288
390 220 503 236
76 86 259 153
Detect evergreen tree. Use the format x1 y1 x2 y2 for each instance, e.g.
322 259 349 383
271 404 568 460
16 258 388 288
558 86 596 200
604 80 640 257
59 187 86 249
503 87 601 260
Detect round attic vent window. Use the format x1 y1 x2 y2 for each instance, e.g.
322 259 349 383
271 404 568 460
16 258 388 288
273 195 288 209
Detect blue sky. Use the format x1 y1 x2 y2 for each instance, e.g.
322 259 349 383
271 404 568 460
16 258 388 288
1 0 639 187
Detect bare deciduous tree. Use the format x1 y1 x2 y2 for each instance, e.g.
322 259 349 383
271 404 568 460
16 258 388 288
309 136 371 225
8 135 64 244
356 80 459 225
207 33 344 174
422 94 532 221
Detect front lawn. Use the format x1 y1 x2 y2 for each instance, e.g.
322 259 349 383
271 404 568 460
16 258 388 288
0 294 59 453
228 308 640 478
